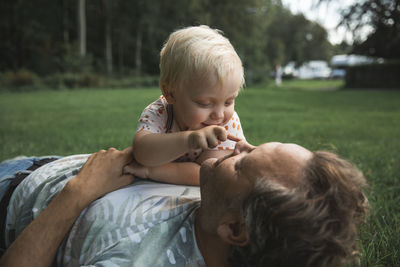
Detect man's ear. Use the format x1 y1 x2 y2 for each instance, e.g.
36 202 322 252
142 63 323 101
217 217 249 247
161 83 174 104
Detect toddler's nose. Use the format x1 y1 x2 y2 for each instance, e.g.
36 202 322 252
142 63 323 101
211 106 224 120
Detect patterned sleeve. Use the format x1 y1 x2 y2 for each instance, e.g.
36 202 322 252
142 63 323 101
214 111 246 151
137 97 168 134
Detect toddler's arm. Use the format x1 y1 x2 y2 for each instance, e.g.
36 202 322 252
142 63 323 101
124 161 200 186
133 125 228 167
133 130 192 166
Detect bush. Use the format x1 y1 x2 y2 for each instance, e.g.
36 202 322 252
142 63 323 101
345 62 400 89
55 44 94 73
0 69 159 91
43 73 102 89
103 75 159 88
1 69 40 88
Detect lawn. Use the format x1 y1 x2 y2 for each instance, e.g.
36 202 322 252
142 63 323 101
1 80 399 265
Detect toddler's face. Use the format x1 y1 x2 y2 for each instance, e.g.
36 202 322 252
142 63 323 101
170 73 241 131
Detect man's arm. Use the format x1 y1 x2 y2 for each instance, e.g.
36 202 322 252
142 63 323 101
0 147 134 267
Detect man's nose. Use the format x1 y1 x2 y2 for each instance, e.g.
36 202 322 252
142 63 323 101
234 141 255 155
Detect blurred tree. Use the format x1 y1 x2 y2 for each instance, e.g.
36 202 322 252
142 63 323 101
319 0 400 59
77 0 86 57
199 0 277 84
332 40 353 55
267 38 285 66
302 20 332 61
0 0 333 84
267 7 332 67
101 0 113 74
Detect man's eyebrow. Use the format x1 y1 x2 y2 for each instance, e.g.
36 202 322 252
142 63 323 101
214 151 234 167
234 160 240 170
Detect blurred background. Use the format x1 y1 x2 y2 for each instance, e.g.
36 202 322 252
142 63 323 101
1 3 399 264
0 0 399 89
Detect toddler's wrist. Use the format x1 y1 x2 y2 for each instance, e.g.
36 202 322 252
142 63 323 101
185 130 196 151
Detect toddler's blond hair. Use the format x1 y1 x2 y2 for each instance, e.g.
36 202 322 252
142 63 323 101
160 25 244 93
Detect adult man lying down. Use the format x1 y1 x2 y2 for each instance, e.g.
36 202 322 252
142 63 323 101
0 141 368 267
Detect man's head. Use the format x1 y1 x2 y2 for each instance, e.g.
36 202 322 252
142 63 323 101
198 141 368 267
159 25 244 96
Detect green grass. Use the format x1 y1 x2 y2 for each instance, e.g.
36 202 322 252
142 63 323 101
1 81 399 266
267 78 345 91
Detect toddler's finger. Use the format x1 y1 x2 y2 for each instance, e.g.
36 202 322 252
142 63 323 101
207 135 219 148
213 126 228 141
227 134 241 142
195 134 208 150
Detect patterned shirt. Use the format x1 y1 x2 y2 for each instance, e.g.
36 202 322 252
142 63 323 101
5 155 205 267
137 96 246 161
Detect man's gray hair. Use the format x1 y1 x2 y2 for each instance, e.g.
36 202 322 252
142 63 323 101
229 151 369 267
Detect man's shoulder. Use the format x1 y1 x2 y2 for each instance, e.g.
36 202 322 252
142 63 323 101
100 180 200 207
60 182 203 265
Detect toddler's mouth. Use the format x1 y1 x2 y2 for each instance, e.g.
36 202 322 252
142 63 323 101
202 122 222 127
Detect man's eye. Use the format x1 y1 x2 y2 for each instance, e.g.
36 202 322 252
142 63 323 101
234 162 240 171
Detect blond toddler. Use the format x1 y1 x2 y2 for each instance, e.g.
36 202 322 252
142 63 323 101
125 25 246 185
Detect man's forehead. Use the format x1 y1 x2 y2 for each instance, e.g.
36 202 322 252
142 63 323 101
240 147 272 178
256 142 312 161
241 142 311 187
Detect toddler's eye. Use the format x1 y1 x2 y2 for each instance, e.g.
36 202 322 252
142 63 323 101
225 100 234 106
197 102 211 107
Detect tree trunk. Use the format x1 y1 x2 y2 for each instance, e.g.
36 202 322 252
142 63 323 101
103 0 113 74
118 33 124 74
77 0 86 57
62 0 69 44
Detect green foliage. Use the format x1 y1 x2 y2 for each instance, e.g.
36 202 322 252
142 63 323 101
267 9 333 66
267 38 285 66
43 73 101 89
319 0 400 59
102 75 159 88
332 41 353 56
0 0 333 86
0 69 40 89
54 44 94 73
0 82 399 265
0 72 160 90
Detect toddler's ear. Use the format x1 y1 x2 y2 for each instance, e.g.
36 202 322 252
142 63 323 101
161 83 174 104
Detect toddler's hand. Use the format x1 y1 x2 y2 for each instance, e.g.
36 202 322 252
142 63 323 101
188 126 228 150
124 160 149 179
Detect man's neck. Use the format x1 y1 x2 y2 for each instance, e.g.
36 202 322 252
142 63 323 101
194 211 230 267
